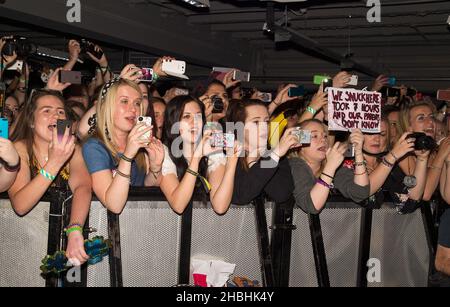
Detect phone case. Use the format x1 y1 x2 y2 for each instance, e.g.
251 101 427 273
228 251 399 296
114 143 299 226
162 60 186 74
56 120 72 142
313 75 330 85
288 86 305 97
0 118 9 139
137 116 152 142
59 71 82 84
139 68 154 82
347 75 358 86
292 128 311 144
232 71 250 82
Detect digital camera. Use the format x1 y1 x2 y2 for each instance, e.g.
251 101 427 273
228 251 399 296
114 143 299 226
1 36 37 58
407 132 437 151
211 95 224 113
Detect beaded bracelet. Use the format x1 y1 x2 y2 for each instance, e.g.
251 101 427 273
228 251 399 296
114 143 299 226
306 106 317 115
40 168 56 181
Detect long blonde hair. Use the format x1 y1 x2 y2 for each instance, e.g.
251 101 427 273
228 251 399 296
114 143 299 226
95 79 146 170
288 119 327 175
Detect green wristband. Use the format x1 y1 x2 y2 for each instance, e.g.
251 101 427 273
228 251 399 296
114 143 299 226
306 106 316 115
65 226 82 236
39 168 56 181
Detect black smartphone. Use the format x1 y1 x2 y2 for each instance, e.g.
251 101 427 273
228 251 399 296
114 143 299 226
59 71 82 84
56 119 72 142
288 86 305 97
323 79 333 93
80 39 104 59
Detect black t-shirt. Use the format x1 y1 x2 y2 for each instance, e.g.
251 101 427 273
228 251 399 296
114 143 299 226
231 156 294 205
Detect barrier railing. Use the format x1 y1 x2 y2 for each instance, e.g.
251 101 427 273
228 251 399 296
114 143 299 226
0 188 436 287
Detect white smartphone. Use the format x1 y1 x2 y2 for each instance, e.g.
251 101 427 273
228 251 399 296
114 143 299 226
162 59 188 79
7 60 23 71
137 116 152 143
347 75 358 86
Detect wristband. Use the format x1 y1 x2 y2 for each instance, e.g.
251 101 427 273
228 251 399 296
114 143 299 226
306 106 317 115
317 178 334 189
40 168 56 181
389 151 399 161
65 225 83 236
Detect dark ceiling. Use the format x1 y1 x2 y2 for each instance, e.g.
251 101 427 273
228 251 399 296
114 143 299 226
1 0 450 93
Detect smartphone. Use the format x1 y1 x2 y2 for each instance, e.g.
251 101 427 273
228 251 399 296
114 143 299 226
139 68 154 82
137 116 152 142
257 92 272 103
6 60 23 72
80 39 104 59
344 144 355 158
232 70 250 82
347 75 358 86
288 86 305 97
174 88 189 96
162 60 186 76
59 71 82 84
291 128 311 144
212 67 233 73
210 132 235 148
323 79 333 93
437 90 450 101
381 87 401 98
56 119 72 142
388 77 396 87
313 75 330 85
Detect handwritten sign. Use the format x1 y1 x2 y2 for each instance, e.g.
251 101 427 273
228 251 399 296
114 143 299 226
327 87 381 133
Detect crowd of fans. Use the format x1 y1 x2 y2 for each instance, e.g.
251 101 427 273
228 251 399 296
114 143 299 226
0 36 449 278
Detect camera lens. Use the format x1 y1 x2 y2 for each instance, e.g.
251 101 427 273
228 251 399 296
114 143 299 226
138 116 143 122
211 95 224 113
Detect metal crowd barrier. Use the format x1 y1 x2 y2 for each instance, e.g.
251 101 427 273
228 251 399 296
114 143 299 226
0 188 435 287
